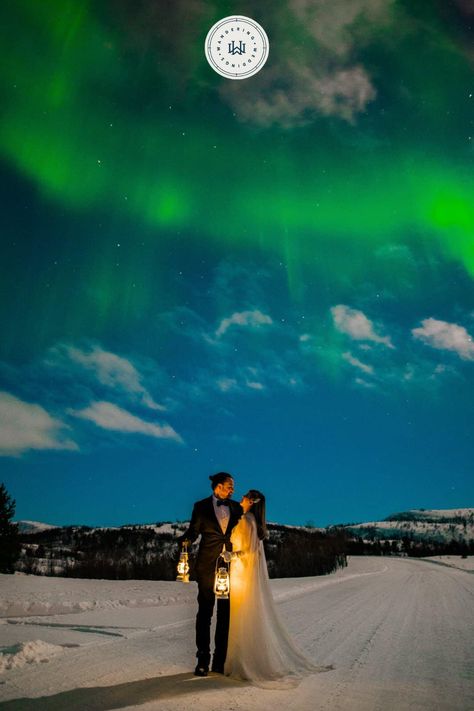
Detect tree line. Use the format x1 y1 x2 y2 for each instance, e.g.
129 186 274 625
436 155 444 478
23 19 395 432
0 483 21 573
340 533 473 558
3 483 470 579
15 522 348 580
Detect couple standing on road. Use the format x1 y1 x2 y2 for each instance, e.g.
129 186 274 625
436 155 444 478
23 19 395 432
180 471 320 686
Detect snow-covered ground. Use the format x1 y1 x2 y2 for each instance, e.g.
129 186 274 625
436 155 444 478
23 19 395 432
346 515 474 543
0 556 473 710
420 554 474 572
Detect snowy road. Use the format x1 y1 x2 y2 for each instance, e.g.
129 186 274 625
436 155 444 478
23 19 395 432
0 557 473 710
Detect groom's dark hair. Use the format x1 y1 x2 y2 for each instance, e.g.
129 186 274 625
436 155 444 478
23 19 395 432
209 471 233 490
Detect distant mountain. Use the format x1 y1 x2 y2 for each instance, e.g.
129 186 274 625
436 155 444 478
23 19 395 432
333 508 474 549
16 520 59 534
385 508 474 523
13 508 474 579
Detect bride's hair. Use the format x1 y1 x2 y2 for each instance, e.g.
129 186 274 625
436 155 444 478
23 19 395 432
246 489 267 540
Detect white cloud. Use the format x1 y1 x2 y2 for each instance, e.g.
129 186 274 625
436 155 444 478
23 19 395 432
331 305 394 348
412 318 474 361
63 346 165 410
354 377 375 389
215 310 273 338
0 391 78 457
70 401 183 443
290 0 394 57
342 351 374 374
221 62 375 129
216 362 293 395
217 378 238 392
246 381 265 390
220 0 396 128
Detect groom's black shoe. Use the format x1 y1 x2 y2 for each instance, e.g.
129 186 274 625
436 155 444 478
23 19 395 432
194 662 209 677
194 653 209 677
211 657 224 674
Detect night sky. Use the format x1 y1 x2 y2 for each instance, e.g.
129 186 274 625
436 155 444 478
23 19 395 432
1 0 473 528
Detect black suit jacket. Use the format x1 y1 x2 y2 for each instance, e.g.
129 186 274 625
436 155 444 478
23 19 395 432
182 496 243 580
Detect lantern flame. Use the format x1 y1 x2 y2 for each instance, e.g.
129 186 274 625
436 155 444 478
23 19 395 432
214 562 230 599
176 542 190 583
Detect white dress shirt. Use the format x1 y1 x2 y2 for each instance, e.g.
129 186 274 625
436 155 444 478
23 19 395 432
212 494 230 533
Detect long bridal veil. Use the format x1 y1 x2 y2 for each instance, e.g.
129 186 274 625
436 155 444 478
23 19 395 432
224 513 330 688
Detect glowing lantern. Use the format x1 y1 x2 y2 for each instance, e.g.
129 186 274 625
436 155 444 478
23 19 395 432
176 541 190 583
214 557 230 599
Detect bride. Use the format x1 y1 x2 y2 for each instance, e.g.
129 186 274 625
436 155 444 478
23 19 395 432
223 490 322 686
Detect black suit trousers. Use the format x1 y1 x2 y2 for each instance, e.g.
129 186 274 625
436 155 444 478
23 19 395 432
196 570 229 666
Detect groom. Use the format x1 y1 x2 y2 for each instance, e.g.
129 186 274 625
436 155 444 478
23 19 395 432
181 472 242 676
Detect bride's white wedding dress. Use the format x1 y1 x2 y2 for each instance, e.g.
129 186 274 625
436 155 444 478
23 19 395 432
224 512 320 687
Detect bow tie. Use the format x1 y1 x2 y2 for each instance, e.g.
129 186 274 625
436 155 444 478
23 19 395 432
216 499 230 507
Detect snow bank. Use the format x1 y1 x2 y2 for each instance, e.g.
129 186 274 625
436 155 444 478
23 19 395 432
0 574 196 618
0 640 65 673
0 557 471 711
421 555 474 571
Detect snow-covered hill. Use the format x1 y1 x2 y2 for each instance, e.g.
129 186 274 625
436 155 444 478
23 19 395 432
16 520 59 534
338 508 474 544
13 508 473 578
386 507 474 522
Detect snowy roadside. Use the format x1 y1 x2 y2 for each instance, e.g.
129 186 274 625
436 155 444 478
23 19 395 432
419 555 474 572
1 556 472 711
0 557 384 679
0 557 383 620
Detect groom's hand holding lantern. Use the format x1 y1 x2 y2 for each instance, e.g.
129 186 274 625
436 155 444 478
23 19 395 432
176 540 190 583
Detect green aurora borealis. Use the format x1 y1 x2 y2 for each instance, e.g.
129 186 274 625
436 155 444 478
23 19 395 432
2 1 473 265
1 0 473 526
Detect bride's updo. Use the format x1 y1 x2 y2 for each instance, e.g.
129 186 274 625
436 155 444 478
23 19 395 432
246 489 267 540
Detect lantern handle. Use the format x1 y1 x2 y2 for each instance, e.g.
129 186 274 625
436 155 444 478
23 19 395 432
215 553 229 572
